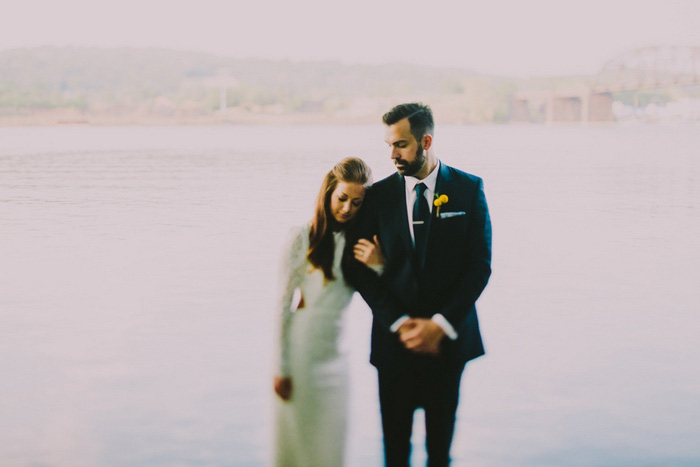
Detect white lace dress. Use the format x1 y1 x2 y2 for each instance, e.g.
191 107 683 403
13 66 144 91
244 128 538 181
273 225 355 467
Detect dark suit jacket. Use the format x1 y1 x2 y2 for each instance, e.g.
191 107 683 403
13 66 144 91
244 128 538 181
344 162 492 372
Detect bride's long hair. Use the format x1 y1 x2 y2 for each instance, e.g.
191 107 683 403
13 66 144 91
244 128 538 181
308 157 372 280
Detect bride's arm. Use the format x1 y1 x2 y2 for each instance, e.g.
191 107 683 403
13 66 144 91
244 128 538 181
273 226 306 400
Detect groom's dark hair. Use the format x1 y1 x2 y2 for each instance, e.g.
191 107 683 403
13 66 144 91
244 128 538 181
382 103 434 142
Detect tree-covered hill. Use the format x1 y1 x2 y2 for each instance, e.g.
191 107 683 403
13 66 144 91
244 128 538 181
0 47 519 123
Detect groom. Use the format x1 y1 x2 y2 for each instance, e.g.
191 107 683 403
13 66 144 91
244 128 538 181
345 103 492 466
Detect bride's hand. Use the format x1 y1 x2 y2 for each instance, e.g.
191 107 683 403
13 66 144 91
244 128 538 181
274 376 293 401
354 235 384 267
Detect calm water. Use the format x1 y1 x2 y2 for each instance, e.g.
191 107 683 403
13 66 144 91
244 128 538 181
1 124 699 466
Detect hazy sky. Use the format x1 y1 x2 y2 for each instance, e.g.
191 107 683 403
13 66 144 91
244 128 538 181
2 0 700 76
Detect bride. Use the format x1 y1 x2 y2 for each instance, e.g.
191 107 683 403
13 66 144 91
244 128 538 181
273 157 382 466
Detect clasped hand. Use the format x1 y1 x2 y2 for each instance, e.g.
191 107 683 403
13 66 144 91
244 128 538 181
397 318 445 355
353 236 443 354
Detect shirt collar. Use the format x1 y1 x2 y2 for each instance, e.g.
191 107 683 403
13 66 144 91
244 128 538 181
405 160 440 194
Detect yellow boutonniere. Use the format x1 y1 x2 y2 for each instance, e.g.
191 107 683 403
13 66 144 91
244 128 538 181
433 194 449 217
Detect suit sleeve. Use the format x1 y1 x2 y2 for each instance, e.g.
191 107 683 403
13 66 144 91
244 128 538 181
343 191 406 330
437 178 492 329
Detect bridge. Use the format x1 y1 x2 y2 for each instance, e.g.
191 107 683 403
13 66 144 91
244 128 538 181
510 46 700 123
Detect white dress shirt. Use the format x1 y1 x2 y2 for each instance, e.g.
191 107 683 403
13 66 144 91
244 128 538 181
390 161 458 340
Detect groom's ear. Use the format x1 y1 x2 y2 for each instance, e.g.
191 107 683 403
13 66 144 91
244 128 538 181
421 134 433 151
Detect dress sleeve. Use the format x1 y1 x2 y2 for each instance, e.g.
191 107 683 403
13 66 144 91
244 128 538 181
275 226 307 377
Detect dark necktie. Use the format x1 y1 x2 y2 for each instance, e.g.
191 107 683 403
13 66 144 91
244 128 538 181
413 182 430 261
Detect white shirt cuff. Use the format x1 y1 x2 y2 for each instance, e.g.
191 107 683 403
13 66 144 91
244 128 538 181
432 314 458 340
369 264 384 275
390 315 410 333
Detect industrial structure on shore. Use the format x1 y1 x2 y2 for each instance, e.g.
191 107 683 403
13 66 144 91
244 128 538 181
510 46 700 124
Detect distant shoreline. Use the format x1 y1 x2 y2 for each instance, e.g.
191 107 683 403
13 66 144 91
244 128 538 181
0 108 500 126
0 110 394 127
5 108 696 127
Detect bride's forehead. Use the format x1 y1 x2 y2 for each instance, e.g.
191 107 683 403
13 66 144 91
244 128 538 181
334 181 366 198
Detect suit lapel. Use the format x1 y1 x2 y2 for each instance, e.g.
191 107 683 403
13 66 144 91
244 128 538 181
389 173 413 255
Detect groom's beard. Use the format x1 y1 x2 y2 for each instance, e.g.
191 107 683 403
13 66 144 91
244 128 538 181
396 145 426 177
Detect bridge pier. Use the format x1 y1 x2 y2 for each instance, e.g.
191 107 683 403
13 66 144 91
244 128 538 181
551 96 582 123
511 90 615 124
588 93 614 122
